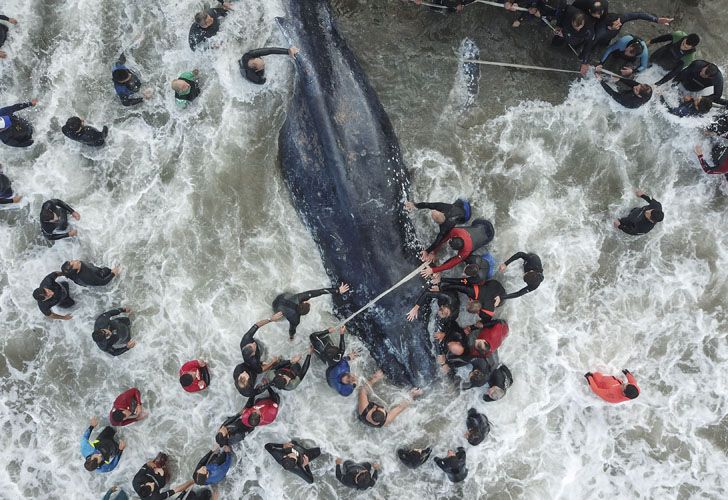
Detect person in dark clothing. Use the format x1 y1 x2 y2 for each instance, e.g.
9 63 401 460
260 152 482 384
661 95 713 117
465 408 491 445
439 280 505 323
483 364 514 402
435 448 468 483
172 70 201 108
675 61 727 106
265 441 321 484
614 190 663 236
499 252 543 300
335 459 379 490
33 272 75 320
112 54 144 106
0 167 21 205
176 488 216 500
572 0 607 19
0 100 37 147
407 287 460 323
61 117 108 146
405 199 472 261
511 1 567 28
597 74 652 109
310 326 346 367
592 11 671 47
0 15 18 59
460 355 498 390
215 413 252 447
553 6 595 75
240 46 299 85
357 370 422 428
397 448 432 469
694 143 728 179
268 350 312 391
61 260 119 287
92 307 136 356
273 282 350 340
81 417 125 473
189 2 232 51
234 314 283 397
133 453 194 499
40 198 79 241
422 219 495 276
598 36 649 79
192 447 233 486
650 32 700 86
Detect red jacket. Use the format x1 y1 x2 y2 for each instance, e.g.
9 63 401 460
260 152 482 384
468 320 509 358
179 360 208 393
109 388 141 426
430 228 473 273
588 372 639 404
240 399 279 427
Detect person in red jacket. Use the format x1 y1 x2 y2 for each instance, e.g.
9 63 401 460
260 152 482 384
467 319 509 358
179 359 211 393
240 388 280 428
421 219 494 276
109 388 147 426
585 369 639 403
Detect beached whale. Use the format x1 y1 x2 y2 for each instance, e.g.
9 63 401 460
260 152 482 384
276 0 436 386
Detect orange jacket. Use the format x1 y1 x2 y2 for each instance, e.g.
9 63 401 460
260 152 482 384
587 372 639 404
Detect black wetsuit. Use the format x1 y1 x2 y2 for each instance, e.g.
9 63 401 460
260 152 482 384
650 34 697 86
35 272 74 316
132 464 172 500
572 0 609 17
460 355 498 389
177 489 213 500
216 414 253 446
397 448 432 469
40 199 75 240
0 102 34 148
618 194 662 235
676 60 727 106
93 309 132 356
336 461 378 490
239 47 290 85
233 363 267 398
0 173 13 204
310 329 345 367
593 11 657 46
483 365 513 402
61 123 108 147
502 252 543 300
270 355 311 391
358 401 387 428
415 289 460 317
64 262 115 287
0 15 12 48
189 4 228 51
441 280 505 322
601 79 651 109
265 441 321 484
662 97 705 117
413 200 470 253
273 287 338 339
175 78 201 104
435 448 468 483
698 144 728 178
466 408 491 445
554 6 596 64
239 323 267 372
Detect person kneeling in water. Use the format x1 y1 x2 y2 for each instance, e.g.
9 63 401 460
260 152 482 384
435 448 468 483
92 307 137 356
335 458 380 491
172 70 201 108
483 364 514 402
110 388 147 426
465 408 490 445
81 416 125 473
40 198 80 241
498 252 544 300
33 271 75 320
0 99 38 147
215 413 252 447
397 447 432 469
613 189 663 235
310 326 359 396
273 282 350 340
234 314 284 397
585 369 639 403
62 260 119 287
357 369 422 428
421 219 495 277
694 143 728 179
133 453 194 499
193 447 233 486
265 441 321 484
180 359 211 393
267 349 312 391
240 388 281 430
404 199 472 261
61 116 108 147
240 47 299 85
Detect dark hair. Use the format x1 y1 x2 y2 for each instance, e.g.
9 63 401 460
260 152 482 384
627 40 644 56
215 431 228 447
355 471 371 487
92 330 106 343
247 412 261 427
449 237 464 251
466 430 483 446
194 470 208 485
685 33 700 47
61 261 73 275
195 11 210 25
139 484 153 497
298 302 311 315
111 409 126 423
40 208 55 222
112 69 129 83
651 210 664 222
32 288 46 302
280 456 296 470
573 12 586 27
179 374 194 387
704 63 719 78
84 455 100 471
469 369 487 388
624 384 639 399
241 343 255 358
590 1 605 14
372 408 386 425
271 374 287 389
65 116 82 131
464 263 479 277
697 97 713 113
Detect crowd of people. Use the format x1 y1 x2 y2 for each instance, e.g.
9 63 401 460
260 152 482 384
1 0 727 498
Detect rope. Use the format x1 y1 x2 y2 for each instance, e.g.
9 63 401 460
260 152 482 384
464 59 581 74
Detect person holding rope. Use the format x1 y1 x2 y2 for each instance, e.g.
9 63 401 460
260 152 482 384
272 282 350 340
420 219 494 277
357 370 422 428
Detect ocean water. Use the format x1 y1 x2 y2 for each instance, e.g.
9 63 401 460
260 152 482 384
1 0 727 499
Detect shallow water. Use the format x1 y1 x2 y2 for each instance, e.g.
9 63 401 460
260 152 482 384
1 0 728 499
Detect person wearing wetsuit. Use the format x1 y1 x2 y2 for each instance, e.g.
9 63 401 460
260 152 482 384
265 441 321 484
423 219 494 276
81 417 124 473
92 307 136 356
327 351 358 397
675 61 727 106
592 11 671 47
599 36 649 79
268 351 312 391
460 353 499 390
0 168 21 205
240 388 281 429
465 318 510 359
62 260 118 287
234 315 282 397
465 408 490 445
40 198 79 241
176 488 215 500
0 100 37 147
585 369 639 403
599 75 652 109
614 190 663 236
102 487 129 500
500 252 544 300
273 282 349 340
33 271 75 320
0 15 18 59
335 459 379 490
650 32 700 86
695 143 728 179
189 2 231 51
357 370 421 428
111 54 143 106
310 326 346 367
553 6 596 75
193 447 233 486
405 199 472 260
662 95 713 117
61 117 108 146
133 453 194 499
172 70 201 108
440 280 505 323
179 359 210 392
407 288 460 325
435 448 468 483
483 364 513 402
397 448 432 469
240 46 299 85
109 388 145 426
215 413 253 447
511 0 566 28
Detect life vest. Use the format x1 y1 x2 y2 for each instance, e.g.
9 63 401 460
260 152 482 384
471 284 494 318
469 320 509 358
240 399 279 427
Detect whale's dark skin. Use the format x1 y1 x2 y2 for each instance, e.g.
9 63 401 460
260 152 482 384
276 0 436 386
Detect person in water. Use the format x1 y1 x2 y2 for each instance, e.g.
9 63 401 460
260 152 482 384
465 318 510 360
592 10 672 47
357 369 422 428
650 32 700 86
483 364 514 402
265 441 321 484
81 417 125 473
397 448 432 469
435 448 468 483
585 369 639 403
310 325 347 367
327 348 358 397
596 70 652 109
240 388 280 430
0 14 18 59
511 0 567 29
180 359 211 393
92 307 137 356
675 61 727 106
335 458 379 491
599 36 649 79
62 260 119 287
0 99 38 147
112 54 145 107
109 388 147 426
234 313 284 397
267 349 312 391
172 70 201 108
553 6 596 76
613 190 663 236
61 116 108 147
694 143 728 179
40 198 80 241
404 199 472 261
33 271 75 320
460 353 499 390
240 46 299 85
499 252 544 300
273 282 350 340
465 408 490 445
0 166 21 205
189 2 232 51
193 447 233 486
407 286 460 323
133 453 194 499
102 486 130 500
439 279 505 323
215 412 252 447
662 95 713 117
421 219 495 277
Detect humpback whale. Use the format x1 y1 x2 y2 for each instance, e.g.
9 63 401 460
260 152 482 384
276 0 436 386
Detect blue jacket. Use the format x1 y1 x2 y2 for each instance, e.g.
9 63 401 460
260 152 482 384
601 35 649 73
197 450 233 485
326 357 354 397
80 427 121 473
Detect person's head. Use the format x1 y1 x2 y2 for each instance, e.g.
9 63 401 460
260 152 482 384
247 57 265 72
524 270 544 290
65 116 83 132
695 96 713 114
447 341 465 356
111 409 126 423
112 68 131 84
431 210 446 224
473 339 491 356
466 428 483 445
624 40 644 58
195 11 214 29
464 263 479 278
572 12 586 31
170 79 190 94
469 368 487 388
466 300 481 314
340 373 356 385
92 329 111 343
354 470 372 487
700 63 719 79
280 456 297 470
437 303 453 319
247 411 262 427
139 483 155 497
624 384 639 399
635 84 653 98
647 209 664 223
606 14 622 31
84 453 102 471
194 467 209 485
33 287 52 302
298 301 311 316
371 407 386 425
179 373 194 388
588 1 605 18
449 237 464 251
241 343 257 358
271 373 290 389
40 208 57 223
61 260 81 275
236 371 251 389
215 429 229 447
682 34 700 51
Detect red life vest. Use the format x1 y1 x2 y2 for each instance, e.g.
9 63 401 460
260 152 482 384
431 228 474 273
472 284 494 318
469 320 509 358
240 399 279 427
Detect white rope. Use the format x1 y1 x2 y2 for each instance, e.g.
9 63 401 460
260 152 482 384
464 59 581 74
475 0 528 12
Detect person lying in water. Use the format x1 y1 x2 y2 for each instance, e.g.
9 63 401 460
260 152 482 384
357 369 422 428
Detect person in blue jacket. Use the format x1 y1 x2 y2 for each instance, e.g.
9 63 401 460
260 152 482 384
81 417 125 472
111 54 144 106
0 99 37 147
193 446 233 486
599 35 648 78
327 351 359 397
